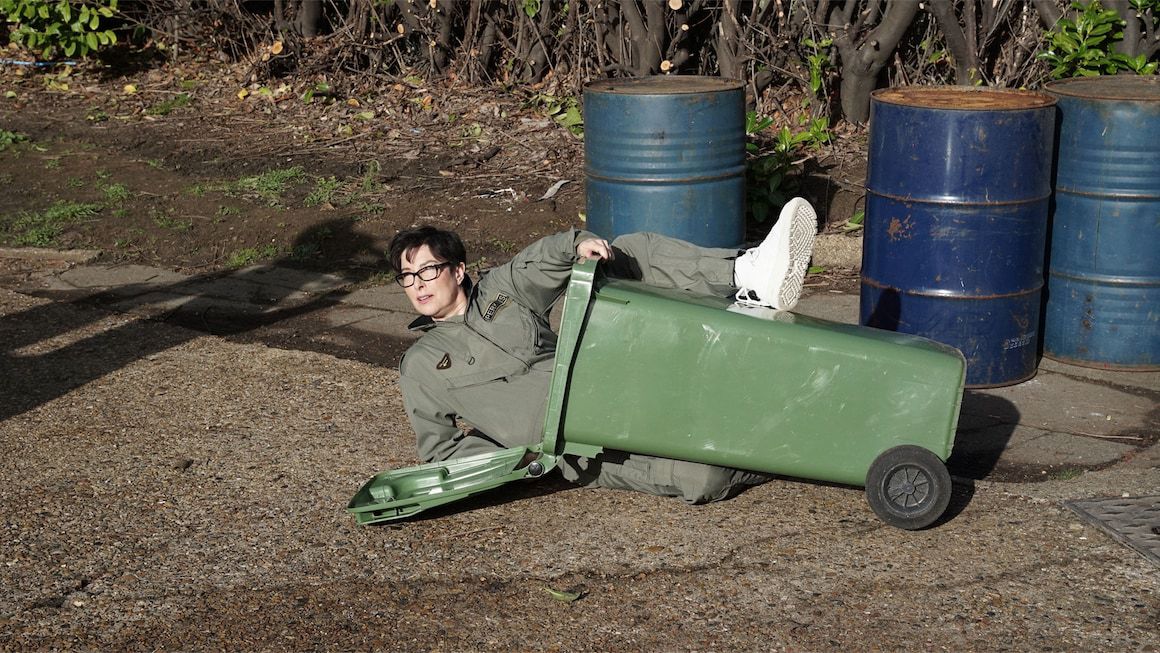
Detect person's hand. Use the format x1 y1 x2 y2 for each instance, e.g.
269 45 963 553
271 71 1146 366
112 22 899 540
577 237 614 262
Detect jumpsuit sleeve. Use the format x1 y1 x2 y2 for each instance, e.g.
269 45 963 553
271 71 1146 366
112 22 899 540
483 228 598 315
398 372 465 463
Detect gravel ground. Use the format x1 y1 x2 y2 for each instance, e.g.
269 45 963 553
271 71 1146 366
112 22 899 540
2 287 1157 652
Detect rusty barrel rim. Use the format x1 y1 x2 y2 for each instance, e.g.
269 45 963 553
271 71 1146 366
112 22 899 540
1045 75 1160 102
585 75 743 95
871 86 1056 111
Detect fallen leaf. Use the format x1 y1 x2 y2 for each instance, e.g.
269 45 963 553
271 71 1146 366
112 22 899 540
271 40 284 55
123 84 137 94
543 587 585 603
537 179 572 201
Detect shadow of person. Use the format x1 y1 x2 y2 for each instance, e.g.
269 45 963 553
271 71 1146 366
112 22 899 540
0 219 389 422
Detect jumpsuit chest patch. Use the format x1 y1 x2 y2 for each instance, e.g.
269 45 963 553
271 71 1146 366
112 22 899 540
436 353 451 370
482 292 511 321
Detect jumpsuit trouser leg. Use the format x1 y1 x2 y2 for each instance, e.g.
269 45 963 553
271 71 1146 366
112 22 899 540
559 232 772 504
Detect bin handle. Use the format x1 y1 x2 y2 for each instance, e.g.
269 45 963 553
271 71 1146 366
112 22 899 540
540 259 600 458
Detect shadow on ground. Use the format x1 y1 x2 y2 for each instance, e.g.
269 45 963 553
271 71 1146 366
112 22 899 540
0 220 406 421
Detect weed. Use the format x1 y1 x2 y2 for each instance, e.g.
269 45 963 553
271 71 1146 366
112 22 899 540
289 242 320 261
1 201 101 247
0 129 27 151
1049 467 1084 481
44 158 61 169
745 110 831 222
146 93 192 116
489 237 518 254
360 160 382 193
226 243 280 268
305 176 343 207
146 159 163 169
151 210 192 231
527 93 583 137
95 169 111 180
224 166 307 205
67 177 85 188
111 208 128 219
843 209 866 233
86 107 109 123
102 183 130 203
188 183 208 197
216 205 240 218
802 38 834 97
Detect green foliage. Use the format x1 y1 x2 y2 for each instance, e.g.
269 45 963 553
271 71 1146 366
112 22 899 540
1039 0 1158 78
842 209 865 233
217 166 307 205
151 209 191 231
226 243 280 268
145 93 191 116
801 37 833 97
101 182 129 202
528 93 583 137
0 0 118 59
745 111 831 223
0 129 27 151
305 176 343 207
1 200 100 246
523 0 541 18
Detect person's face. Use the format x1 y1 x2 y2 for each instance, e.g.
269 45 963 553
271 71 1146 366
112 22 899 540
399 244 467 320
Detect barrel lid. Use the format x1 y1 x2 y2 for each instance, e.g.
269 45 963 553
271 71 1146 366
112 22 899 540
586 76 743 95
872 86 1056 110
1045 75 1160 101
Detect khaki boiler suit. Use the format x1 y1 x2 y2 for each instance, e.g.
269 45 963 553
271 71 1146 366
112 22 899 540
398 229 769 503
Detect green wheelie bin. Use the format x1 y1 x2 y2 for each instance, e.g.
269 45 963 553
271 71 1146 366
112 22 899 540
348 261 966 530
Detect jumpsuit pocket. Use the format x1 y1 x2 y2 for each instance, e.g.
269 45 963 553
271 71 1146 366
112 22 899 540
439 359 526 390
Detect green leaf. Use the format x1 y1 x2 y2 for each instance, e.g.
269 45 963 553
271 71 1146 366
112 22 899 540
85 31 97 52
543 586 583 603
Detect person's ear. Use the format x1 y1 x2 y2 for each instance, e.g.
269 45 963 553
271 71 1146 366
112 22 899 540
454 262 466 283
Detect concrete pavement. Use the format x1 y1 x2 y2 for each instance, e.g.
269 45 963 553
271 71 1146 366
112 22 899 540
2 248 1158 565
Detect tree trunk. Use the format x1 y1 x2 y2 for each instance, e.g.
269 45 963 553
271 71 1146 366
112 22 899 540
927 0 978 84
295 0 322 37
833 0 920 124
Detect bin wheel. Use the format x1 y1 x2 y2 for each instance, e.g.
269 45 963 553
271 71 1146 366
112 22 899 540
865 445 951 530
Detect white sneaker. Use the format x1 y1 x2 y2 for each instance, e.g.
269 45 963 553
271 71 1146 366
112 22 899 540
733 197 817 311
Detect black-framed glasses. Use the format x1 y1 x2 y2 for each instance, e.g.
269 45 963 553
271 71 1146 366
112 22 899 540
395 262 452 288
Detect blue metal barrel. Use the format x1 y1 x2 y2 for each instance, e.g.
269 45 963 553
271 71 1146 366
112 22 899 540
1043 76 1160 370
584 76 745 247
860 87 1057 388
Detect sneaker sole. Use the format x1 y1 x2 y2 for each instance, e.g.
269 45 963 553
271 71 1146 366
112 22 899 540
775 199 817 310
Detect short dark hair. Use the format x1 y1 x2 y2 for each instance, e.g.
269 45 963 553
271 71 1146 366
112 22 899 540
387 226 467 273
